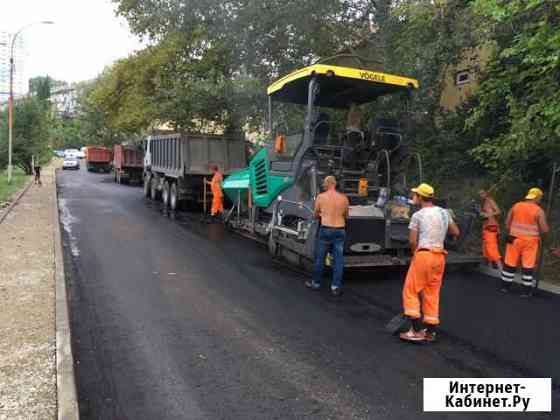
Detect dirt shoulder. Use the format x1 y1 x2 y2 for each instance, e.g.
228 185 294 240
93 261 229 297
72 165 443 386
0 165 57 419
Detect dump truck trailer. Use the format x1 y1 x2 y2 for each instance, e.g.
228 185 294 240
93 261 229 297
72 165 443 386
221 63 481 271
143 133 246 210
86 146 112 172
113 144 144 184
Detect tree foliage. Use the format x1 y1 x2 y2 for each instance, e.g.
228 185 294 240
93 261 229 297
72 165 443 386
468 0 560 180
70 0 555 190
0 96 52 174
29 76 53 101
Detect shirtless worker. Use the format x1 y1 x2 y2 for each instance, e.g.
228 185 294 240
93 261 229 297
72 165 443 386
306 175 349 297
479 189 502 268
344 102 364 169
400 183 460 343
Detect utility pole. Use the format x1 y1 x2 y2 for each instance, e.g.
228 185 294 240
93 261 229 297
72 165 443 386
7 21 54 183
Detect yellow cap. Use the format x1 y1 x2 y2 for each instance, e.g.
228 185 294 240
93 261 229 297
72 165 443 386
411 183 435 198
525 187 544 200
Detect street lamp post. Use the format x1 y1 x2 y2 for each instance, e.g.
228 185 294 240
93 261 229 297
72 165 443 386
7 21 54 183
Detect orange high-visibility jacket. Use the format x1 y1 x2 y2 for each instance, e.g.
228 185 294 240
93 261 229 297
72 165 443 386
508 201 544 238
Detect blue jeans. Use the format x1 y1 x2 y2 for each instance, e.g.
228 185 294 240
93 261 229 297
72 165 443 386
312 227 345 289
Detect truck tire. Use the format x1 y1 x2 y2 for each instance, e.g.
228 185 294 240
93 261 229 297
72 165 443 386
150 177 160 201
144 175 151 197
162 181 170 208
170 182 178 211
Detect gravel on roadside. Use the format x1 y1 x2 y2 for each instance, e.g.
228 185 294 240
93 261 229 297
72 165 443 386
0 165 57 420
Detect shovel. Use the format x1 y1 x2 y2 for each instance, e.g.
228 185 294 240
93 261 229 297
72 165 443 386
386 313 410 335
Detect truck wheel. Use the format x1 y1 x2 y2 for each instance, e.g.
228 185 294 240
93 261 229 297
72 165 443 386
150 177 160 201
144 175 151 197
162 181 170 208
170 182 178 211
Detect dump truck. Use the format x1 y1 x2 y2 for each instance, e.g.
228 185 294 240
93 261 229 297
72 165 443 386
113 144 144 184
85 146 112 172
221 63 479 270
143 133 246 210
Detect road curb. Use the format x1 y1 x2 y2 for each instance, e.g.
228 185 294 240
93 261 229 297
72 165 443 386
0 177 34 225
53 167 80 420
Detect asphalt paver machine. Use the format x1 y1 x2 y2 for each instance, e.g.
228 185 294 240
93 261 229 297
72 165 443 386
222 64 478 270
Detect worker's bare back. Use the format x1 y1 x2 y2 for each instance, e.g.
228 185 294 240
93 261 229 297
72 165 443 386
315 190 349 228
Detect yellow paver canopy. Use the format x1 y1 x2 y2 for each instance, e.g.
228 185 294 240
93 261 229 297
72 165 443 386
267 64 419 108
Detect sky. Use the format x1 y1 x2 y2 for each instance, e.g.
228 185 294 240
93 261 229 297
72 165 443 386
1 0 145 87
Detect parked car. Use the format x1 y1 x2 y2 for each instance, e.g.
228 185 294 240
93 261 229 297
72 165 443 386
63 157 80 170
54 150 65 158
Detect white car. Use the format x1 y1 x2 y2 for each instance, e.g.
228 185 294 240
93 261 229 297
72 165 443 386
64 149 80 159
63 157 80 170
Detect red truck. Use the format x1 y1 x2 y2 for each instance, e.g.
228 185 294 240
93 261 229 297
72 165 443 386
113 144 144 184
85 146 112 172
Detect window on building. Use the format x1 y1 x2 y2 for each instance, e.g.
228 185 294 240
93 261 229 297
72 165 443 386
455 70 471 86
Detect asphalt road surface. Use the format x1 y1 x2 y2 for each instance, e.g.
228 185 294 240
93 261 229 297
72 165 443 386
57 166 559 419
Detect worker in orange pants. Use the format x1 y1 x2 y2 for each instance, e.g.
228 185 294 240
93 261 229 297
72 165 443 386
206 164 224 222
400 183 460 343
501 188 549 297
479 190 502 268
402 249 446 326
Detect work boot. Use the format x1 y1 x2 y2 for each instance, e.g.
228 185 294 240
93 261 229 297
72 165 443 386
305 280 320 290
207 214 222 224
423 326 438 343
399 327 426 343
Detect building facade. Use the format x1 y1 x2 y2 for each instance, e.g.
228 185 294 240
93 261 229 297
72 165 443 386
0 31 27 98
439 44 493 112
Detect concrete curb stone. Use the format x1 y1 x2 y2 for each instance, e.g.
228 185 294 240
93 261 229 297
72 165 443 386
53 167 80 420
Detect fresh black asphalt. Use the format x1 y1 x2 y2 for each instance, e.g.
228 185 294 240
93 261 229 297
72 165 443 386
57 167 559 419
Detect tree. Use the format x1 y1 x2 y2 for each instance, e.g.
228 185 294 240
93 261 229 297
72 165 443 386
29 76 53 101
468 0 560 180
0 97 52 174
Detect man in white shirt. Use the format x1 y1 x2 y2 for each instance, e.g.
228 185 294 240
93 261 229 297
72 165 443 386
400 183 460 343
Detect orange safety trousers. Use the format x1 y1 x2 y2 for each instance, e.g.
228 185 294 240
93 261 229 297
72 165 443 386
504 236 540 269
482 226 502 263
210 174 224 216
211 191 224 215
403 250 446 325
